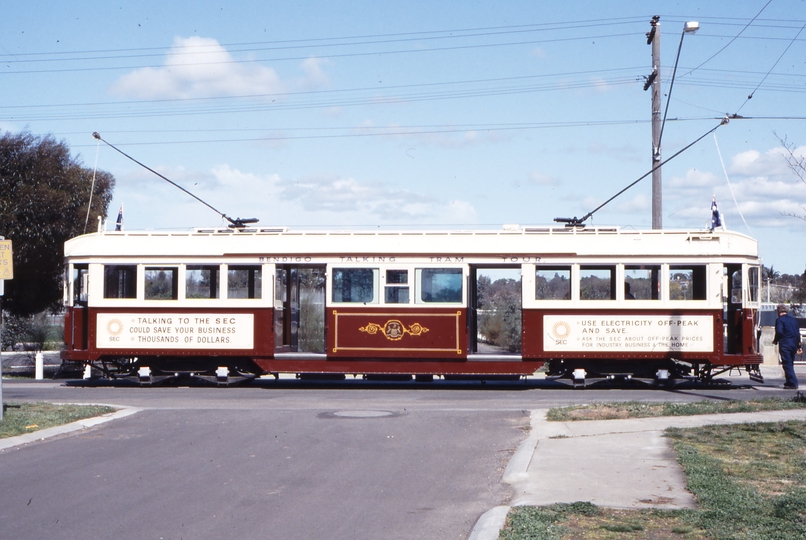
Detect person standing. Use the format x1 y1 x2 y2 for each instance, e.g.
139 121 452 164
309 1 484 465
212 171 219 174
773 304 803 389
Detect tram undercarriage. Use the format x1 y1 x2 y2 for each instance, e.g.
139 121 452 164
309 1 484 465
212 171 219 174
68 352 764 389
76 356 261 386
545 357 764 388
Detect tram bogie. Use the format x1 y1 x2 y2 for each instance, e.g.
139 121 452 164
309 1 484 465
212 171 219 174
60 225 764 387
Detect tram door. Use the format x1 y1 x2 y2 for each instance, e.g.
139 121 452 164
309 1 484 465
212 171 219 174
70 264 90 350
468 267 522 354
725 264 743 354
274 266 326 353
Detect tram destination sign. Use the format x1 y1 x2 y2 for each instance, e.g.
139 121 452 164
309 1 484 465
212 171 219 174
543 315 713 353
95 313 254 350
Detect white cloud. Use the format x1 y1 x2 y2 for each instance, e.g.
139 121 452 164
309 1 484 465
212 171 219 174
728 148 792 178
299 57 330 88
277 174 477 223
109 37 329 100
663 144 806 230
113 163 280 228
110 37 282 99
666 168 719 190
112 162 477 229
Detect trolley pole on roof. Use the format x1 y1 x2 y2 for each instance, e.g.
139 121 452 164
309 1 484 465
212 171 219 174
648 16 663 229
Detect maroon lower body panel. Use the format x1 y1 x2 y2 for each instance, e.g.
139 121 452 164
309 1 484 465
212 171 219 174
327 307 468 358
522 308 761 367
61 307 274 362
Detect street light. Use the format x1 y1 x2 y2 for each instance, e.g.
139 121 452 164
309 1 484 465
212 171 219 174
646 17 699 229
658 21 699 150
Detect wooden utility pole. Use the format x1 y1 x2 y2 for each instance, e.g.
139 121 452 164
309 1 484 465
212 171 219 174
649 16 662 229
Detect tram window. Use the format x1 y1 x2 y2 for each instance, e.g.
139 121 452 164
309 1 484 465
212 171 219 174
418 268 463 303
385 269 409 304
332 268 377 303
580 266 615 300
730 269 742 303
624 266 660 300
72 264 89 306
103 265 137 299
187 265 219 299
748 266 759 303
669 265 707 301
228 266 262 299
535 266 571 300
144 267 178 300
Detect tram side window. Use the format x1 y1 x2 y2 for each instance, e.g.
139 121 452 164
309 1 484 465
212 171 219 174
187 265 220 299
332 268 377 303
729 269 742 304
580 266 615 300
625 265 660 300
228 266 262 299
144 267 178 300
748 266 759 303
72 264 89 306
385 269 409 304
535 266 571 300
669 265 707 301
418 268 463 303
103 265 137 299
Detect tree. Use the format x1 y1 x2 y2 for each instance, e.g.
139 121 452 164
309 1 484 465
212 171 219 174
775 133 806 222
792 266 806 306
0 131 115 316
763 265 781 283
477 276 522 353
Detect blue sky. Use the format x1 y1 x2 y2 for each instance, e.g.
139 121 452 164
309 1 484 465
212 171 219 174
2 1 805 273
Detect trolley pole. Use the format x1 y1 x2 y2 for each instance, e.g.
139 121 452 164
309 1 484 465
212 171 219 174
649 16 662 229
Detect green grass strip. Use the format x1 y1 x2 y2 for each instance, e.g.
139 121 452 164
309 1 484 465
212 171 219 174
0 402 116 439
546 397 806 422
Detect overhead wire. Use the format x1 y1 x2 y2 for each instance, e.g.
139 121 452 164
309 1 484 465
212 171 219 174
555 118 730 226
1 17 649 63
679 0 774 77
2 32 645 76
734 20 806 114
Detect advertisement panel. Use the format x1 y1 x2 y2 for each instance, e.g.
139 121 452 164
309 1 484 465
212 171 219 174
543 315 713 352
96 313 254 350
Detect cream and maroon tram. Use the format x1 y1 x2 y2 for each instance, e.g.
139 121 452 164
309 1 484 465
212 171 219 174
61 225 763 385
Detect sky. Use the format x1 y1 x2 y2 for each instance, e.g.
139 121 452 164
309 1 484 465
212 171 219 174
2 0 805 273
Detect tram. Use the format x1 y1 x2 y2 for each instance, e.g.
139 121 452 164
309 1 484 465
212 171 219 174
61 224 764 385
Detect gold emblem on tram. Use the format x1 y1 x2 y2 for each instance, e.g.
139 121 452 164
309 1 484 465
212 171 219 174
359 320 430 341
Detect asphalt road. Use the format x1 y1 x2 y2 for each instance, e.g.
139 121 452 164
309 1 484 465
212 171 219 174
0 369 800 540
1 381 529 540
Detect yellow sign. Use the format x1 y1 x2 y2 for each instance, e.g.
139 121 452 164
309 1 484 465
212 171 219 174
0 240 13 279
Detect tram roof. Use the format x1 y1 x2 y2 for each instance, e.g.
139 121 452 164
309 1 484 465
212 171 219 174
63 225 759 261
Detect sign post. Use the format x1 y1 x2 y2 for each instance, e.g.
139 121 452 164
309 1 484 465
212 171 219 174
0 237 10 421
0 238 12 280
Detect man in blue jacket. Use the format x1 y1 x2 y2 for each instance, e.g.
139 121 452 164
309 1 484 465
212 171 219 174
773 304 803 389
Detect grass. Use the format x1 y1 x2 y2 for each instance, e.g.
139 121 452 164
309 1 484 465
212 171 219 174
668 420 806 539
0 402 116 439
501 504 708 540
545 396 806 422
500 420 806 539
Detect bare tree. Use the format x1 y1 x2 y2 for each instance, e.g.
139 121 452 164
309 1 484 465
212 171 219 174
775 132 806 222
